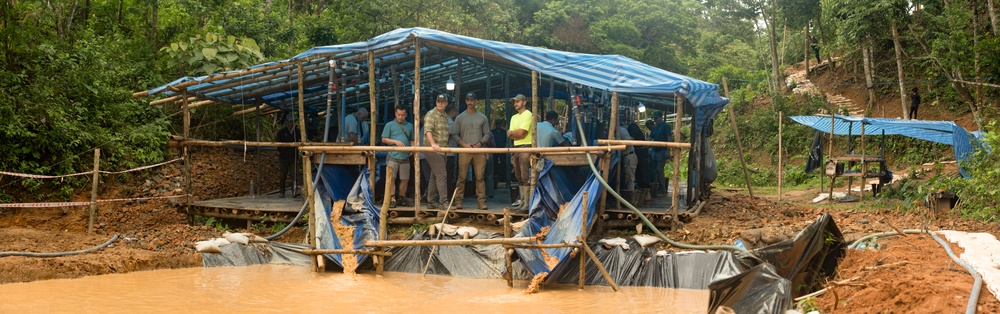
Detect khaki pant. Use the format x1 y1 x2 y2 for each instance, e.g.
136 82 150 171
425 152 448 203
512 149 531 186
456 152 487 206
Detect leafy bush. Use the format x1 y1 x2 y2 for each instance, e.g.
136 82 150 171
924 124 1000 221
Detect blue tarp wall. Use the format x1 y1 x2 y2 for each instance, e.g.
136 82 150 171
313 156 385 268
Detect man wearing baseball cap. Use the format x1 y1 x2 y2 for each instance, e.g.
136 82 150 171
506 94 533 213
452 92 492 210
423 94 452 209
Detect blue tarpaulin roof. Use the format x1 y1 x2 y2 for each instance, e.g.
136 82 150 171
789 115 980 177
143 27 728 116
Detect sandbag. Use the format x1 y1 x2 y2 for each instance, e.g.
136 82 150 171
195 240 221 253
633 234 661 248
212 237 231 247
224 232 250 245
242 233 269 243
456 227 479 239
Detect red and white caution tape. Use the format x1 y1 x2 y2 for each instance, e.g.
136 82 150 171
99 157 184 175
0 195 187 208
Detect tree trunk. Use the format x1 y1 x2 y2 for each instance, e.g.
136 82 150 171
150 0 158 43
816 11 835 81
862 39 875 114
891 24 907 119
779 19 787 68
765 0 781 93
82 0 89 27
989 0 999 36
117 0 122 28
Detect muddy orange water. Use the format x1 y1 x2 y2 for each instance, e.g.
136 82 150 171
0 265 709 313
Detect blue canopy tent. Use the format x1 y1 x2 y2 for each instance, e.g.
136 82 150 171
138 27 731 271
789 115 981 177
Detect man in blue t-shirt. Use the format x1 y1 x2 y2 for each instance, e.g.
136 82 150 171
381 106 414 207
649 111 673 196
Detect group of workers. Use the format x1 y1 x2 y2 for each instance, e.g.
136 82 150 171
275 91 682 213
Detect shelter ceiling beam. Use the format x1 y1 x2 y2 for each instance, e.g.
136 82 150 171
144 53 338 96
190 60 333 98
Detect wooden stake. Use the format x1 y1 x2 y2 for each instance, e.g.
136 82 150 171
722 77 754 198
829 114 835 199
88 148 100 234
597 92 619 233
671 94 682 230
377 166 394 276
504 206 513 287
413 38 422 218
578 236 619 292
778 111 783 201
579 191 589 290
860 121 866 201
182 89 193 222
528 71 539 204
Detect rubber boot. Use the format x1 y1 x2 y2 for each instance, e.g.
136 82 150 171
514 186 530 214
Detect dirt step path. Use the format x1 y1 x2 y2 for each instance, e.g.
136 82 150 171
787 59 865 116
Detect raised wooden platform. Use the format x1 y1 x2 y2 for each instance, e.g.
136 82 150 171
190 192 306 223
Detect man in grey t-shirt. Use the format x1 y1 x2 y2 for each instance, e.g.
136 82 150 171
381 106 413 207
341 108 368 143
451 92 492 210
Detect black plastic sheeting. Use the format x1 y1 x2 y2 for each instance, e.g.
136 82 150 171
708 263 791 314
202 242 311 267
736 213 847 296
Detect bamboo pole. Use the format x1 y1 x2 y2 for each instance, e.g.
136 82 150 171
722 77 754 198
504 206 513 287
299 145 626 154
528 71 539 206
301 249 393 257
182 89 193 221
377 166 394 276
578 236 619 292
233 104 269 116
504 243 581 249
597 92 619 230
369 51 377 190
579 191 589 290
413 38 423 218
596 139 690 149
671 94 682 230
88 148 100 234
778 111 783 201
392 65 399 109
365 237 536 247
829 114 835 199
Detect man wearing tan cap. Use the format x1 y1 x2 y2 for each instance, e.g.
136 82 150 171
452 92 491 210
506 94 533 213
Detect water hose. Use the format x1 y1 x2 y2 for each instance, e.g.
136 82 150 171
849 229 981 314
572 107 746 253
0 234 119 258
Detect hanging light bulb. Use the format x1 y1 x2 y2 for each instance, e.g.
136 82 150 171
446 75 455 91
638 102 646 113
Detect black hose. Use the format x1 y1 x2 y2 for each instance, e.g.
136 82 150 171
0 234 120 258
572 103 746 253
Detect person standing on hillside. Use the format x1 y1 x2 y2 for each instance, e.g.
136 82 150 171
381 106 414 208
452 92 492 210
909 87 921 120
276 115 300 198
507 94 533 213
423 95 452 209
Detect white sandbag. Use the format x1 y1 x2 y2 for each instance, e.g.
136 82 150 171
456 226 479 239
633 234 661 248
242 233 269 243
429 223 458 236
598 238 630 250
195 240 221 253
224 232 250 245
212 237 231 247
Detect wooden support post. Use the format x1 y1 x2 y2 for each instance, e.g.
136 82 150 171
182 89 193 222
88 148 100 234
392 65 399 109
504 206 513 287
579 191 589 290
377 166 394 276
413 39 422 217
722 77 754 198
804 25 811 76
578 236 619 292
296 62 318 271
829 114 835 199
369 52 377 190
671 94 682 230
860 121 866 202
778 111 783 201
597 92 618 233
